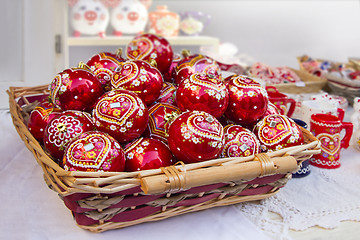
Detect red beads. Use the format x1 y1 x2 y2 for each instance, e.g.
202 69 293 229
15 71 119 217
92 89 149 143
167 111 225 163
63 131 126 172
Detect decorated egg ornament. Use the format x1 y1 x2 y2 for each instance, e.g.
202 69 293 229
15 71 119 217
126 33 173 75
63 131 126 172
43 110 95 161
92 89 149 143
221 124 260 158
253 114 304 152
28 101 61 142
111 60 163 105
143 102 182 142
167 111 225 163
176 72 229 118
124 137 175 171
225 75 268 128
49 64 103 112
86 51 124 91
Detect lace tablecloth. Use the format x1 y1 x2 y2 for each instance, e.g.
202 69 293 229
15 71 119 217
236 147 360 240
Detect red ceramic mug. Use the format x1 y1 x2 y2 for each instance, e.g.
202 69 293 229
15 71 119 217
266 86 296 117
310 113 353 169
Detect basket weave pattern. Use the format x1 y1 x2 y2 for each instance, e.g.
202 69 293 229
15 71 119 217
8 85 320 232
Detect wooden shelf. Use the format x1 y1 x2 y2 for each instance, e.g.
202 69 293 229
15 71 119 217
67 36 220 47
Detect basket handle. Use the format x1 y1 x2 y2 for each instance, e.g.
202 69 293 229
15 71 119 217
140 153 298 195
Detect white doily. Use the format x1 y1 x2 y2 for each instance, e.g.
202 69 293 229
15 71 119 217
234 148 360 240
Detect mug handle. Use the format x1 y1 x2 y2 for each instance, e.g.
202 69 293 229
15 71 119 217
337 108 345 121
286 98 296 117
340 122 353 149
265 86 279 93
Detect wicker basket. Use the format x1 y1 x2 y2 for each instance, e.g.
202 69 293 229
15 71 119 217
8 85 321 233
323 73 360 105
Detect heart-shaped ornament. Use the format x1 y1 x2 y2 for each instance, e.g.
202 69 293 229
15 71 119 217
126 37 153 60
111 61 139 89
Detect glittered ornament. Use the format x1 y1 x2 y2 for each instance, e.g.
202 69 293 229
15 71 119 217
43 110 95 161
92 89 149 143
154 82 177 106
174 52 221 85
63 131 126 172
253 114 304 152
225 75 268 128
176 73 229 118
111 60 163 105
143 103 182 142
124 137 175 171
28 101 61 142
86 50 125 91
221 124 260 158
49 63 103 112
167 110 225 163
126 33 173 75
163 53 182 83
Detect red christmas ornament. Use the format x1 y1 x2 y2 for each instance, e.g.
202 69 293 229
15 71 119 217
50 64 103 112
155 82 177 106
111 60 163 105
176 73 229 118
86 51 125 91
167 111 225 163
163 53 182 83
174 52 221 85
126 33 173 75
225 75 269 127
124 137 175 171
43 110 95 161
253 114 304 152
63 131 126 172
221 124 260 158
264 102 281 117
92 89 149 143
143 103 182 143
28 101 61 142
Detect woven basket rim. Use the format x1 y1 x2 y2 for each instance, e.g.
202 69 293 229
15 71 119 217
8 85 321 197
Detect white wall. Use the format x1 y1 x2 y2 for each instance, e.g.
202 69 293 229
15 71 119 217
150 0 360 68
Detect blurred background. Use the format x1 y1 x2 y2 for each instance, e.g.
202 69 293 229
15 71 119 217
1 0 359 107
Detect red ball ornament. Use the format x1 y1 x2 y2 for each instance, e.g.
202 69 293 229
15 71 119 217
143 103 182 143
124 137 175 171
167 111 225 163
86 51 125 91
174 53 221 85
28 101 61 142
63 131 126 172
92 89 149 143
155 82 177 106
225 75 268 127
221 124 260 158
264 102 281 117
176 73 229 118
253 114 304 152
126 33 173 75
111 60 163 105
50 64 103 112
43 110 95 161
